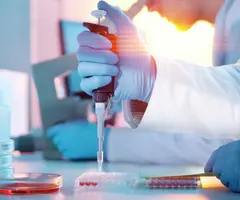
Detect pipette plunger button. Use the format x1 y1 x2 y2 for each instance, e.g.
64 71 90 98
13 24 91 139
91 10 107 19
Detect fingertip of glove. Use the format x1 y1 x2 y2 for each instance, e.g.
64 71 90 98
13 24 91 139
98 1 109 10
77 31 93 42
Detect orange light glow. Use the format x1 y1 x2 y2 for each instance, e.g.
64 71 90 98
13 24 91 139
133 8 214 66
159 194 209 200
200 176 226 189
108 0 215 66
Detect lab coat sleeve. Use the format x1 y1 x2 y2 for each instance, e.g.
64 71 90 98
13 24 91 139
225 21 240 65
106 127 234 165
139 57 240 138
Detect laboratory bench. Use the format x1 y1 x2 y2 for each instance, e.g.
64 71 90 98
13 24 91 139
1 152 239 200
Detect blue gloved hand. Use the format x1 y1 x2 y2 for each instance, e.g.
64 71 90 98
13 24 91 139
76 1 156 103
204 140 240 193
47 120 109 160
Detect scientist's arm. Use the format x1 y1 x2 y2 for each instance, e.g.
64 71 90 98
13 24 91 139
105 127 234 165
77 1 240 137
140 58 240 137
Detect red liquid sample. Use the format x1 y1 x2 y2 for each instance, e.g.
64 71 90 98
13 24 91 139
146 176 200 189
0 183 60 195
85 182 91 186
79 182 85 186
92 182 97 186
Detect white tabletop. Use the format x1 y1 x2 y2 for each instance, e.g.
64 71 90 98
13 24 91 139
1 153 239 200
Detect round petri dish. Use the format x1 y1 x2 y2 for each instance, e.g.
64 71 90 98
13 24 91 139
0 173 62 194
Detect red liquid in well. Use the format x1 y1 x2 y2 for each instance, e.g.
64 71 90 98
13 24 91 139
92 182 97 186
0 183 60 195
79 182 85 186
85 182 91 186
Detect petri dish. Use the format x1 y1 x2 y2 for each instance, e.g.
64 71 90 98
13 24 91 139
0 173 62 194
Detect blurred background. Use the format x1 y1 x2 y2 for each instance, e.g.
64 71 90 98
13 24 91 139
0 0 214 154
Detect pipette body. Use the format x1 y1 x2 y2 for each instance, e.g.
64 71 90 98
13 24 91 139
83 6 117 172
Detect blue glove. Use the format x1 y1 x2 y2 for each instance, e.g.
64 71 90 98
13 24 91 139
204 140 240 193
47 120 109 160
76 1 156 103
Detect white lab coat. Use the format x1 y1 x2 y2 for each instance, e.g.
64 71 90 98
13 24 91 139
106 128 233 165
106 0 240 165
106 59 240 165
140 58 240 138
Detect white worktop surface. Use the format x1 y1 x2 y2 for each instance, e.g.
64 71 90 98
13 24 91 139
0 153 239 200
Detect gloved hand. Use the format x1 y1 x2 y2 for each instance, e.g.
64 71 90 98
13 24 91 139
204 140 240 193
47 120 109 160
77 1 156 103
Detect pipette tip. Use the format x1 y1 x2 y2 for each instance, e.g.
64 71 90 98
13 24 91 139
98 163 103 172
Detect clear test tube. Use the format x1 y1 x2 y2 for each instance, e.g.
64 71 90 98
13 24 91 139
144 176 201 189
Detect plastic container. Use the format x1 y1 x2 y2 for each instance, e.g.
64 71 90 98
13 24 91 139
0 91 10 141
75 172 137 190
0 91 62 195
0 140 14 154
0 91 14 180
144 176 201 189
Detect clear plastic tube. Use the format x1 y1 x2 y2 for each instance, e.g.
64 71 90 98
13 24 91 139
143 176 201 189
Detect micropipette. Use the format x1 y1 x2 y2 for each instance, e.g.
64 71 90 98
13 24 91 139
83 4 117 172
